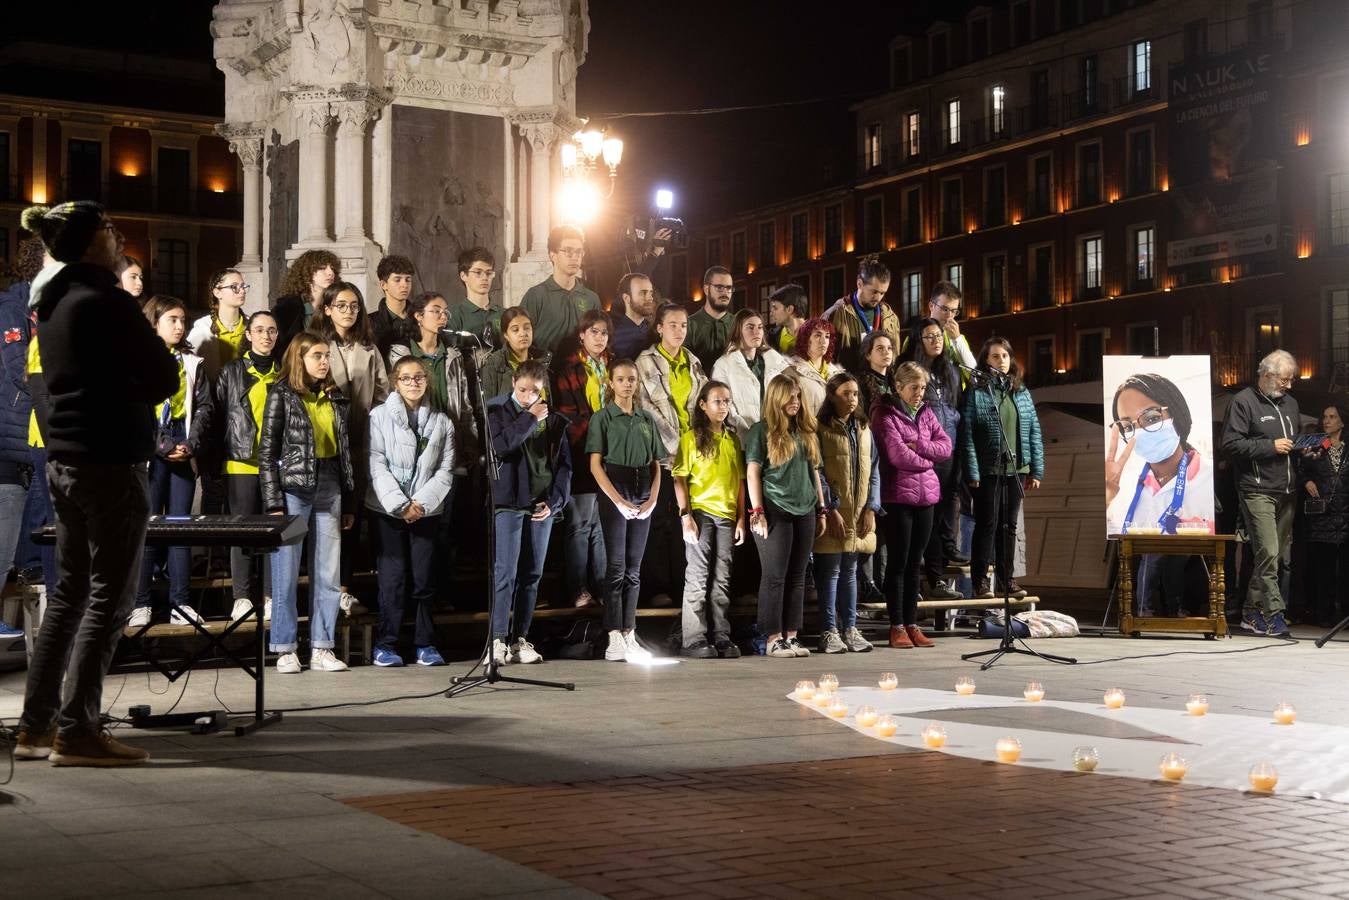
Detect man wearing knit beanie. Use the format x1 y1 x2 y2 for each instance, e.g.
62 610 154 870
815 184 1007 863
13 202 179 767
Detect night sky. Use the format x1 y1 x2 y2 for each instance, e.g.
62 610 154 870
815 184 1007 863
3 0 969 224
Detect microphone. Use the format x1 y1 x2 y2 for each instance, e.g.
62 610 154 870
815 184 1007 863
438 328 484 345
956 362 1009 389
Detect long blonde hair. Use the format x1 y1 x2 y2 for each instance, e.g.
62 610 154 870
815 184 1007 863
762 372 820 468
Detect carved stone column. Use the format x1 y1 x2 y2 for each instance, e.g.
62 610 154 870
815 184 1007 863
333 99 381 242
519 121 561 255
295 103 332 243
227 134 265 267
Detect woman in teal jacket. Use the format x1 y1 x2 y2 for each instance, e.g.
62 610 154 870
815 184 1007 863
960 336 1043 600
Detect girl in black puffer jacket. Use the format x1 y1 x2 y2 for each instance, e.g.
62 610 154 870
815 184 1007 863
259 331 354 675
216 310 282 622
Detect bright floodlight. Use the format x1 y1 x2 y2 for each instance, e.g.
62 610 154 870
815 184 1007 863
655 188 674 211
559 180 601 225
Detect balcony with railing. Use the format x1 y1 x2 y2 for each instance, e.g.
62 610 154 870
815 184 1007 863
58 176 241 220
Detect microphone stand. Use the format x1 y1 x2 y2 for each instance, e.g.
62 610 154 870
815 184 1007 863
445 330 574 697
960 367 1076 670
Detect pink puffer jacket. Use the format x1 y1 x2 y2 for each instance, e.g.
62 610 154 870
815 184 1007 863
871 397 953 507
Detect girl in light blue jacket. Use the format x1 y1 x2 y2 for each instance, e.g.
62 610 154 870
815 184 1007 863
367 356 455 666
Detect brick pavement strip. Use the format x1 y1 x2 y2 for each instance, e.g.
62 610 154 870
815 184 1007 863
346 752 1349 899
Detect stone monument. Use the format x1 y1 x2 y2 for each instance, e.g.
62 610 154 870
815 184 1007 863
211 0 588 311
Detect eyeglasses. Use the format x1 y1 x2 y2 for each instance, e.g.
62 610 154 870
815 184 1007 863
397 375 428 386
1114 406 1169 440
921 333 944 343
330 302 361 313
557 247 585 259
249 326 279 337
219 283 252 294
707 283 734 293
467 268 496 278
423 307 449 319
936 303 961 315
584 327 609 337
1269 374 1294 387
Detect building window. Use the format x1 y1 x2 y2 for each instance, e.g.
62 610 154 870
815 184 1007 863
1078 234 1103 300
1247 0 1273 43
1030 153 1053 217
1327 288 1349 374
157 146 191 214
1030 68 1051 129
905 111 921 158
1185 19 1208 59
940 177 962 237
1080 55 1098 115
985 254 1007 314
1128 129 1154 196
902 186 922 245
67 138 102 203
706 236 722 268
1128 322 1159 356
984 166 1006 227
1331 173 1349 247
944 98 961 147
1132 40 1152 95
989 84 1006 137
823 266 846 305
943 261 963 293
1028 335 1055 387
1012 1 1030 45
732 285 746 312
891 45 911 87
669 254 688 301
862 196 883 252
791 212 808 262
1131 225 1155 290
865 123 883 170
1030 242 1054 308
824 204 843 255
1077 142 1101 207
0 227 8 264
1034 0 1055 39
1077 330 1105 381
930 30 948 75
0 132 10 202
731 231 747 275
155 238 190 299
971 17 990 61
758 281 777 316
759 221 776 267
901 270 923 320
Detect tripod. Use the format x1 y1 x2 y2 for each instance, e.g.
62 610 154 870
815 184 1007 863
961 370 1076 670
445 333 574 697
1315 613 1349 648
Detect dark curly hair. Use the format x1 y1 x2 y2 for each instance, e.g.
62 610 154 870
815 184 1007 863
278 249 341 301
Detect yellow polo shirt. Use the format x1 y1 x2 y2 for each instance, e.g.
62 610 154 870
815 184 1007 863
672 427 743 522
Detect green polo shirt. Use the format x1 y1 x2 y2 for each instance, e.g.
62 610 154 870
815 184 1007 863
746 351 766 403
409 341 449 414
672 427 743 521
745 421 816 516
586 402 663 468
686 306 733 373
447 298 503 347
519 276 600 358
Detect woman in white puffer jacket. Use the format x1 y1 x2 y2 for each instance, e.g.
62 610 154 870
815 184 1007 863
366 356 455 667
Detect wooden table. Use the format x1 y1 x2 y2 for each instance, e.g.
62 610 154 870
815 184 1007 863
1112 533 1234 638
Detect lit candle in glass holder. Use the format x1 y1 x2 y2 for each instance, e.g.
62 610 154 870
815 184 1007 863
1185 694 1209 716
1103 688 1126 709
1023 682 1045 702
813 689 834 708
875 715 898 737
1248 762 1278 793
855 706 879 728
1159 752 1188 781
878 672 898 691
827 698 849 718
955 676 976 696
818 673 839 693
995 737 1022 763
794 680 816 700
921 723 947 748
1273 701 1297 725
1072 746 1099 772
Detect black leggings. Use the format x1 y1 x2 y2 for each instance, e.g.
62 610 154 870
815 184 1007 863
598 464 654 631
226 473 265 602
970 475 1024 585
753 504 815 637
882 503 934 627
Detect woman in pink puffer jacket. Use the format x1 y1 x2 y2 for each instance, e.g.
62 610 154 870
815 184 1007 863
870 361 953 648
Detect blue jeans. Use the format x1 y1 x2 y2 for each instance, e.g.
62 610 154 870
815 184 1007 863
815 551 859 632
491 509 556 640
19 446 57 595
136 428 197 611
0 481 27 579
563 492 606 602
269 467 342 652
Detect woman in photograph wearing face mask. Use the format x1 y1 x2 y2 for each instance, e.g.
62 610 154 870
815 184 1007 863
1107 373 1213 617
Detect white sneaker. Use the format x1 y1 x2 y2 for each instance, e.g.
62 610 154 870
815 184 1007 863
127 607 152 629
309 648 349 672
484 638 510 667
605 629 627 661
230 598 254 621
263 597 272 622
624 631 653 664
170 605 204 626
276 652 301 674
511 638 542 664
